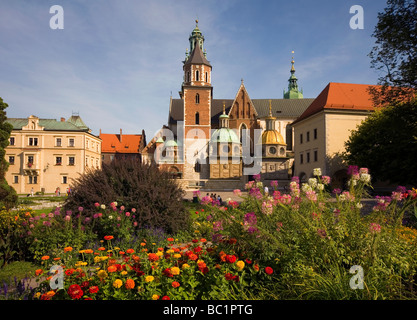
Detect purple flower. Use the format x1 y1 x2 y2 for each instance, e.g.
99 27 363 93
78 207 84 212
332 188 341 195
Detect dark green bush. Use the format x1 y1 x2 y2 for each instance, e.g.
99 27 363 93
64 159 190 234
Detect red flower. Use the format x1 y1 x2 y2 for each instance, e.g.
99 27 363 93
245 259 252 264
192 239 199 243
81 281 89 288
89 286 99 294
265 267 274 275
193 246 202 253
68 284 83 299
65 268 74 276
104 235 114 241
226 254 237 264
162 295 170 300
172 281 180 288
199 266 209 274
163 268 173 278
225 272 234 281
167 237 174 242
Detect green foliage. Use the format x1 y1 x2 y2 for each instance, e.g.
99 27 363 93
369 0 417 95
64 158 190 234
344 99 417 185
0 97 17 210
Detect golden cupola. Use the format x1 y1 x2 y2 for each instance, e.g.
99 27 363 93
259 100 287 158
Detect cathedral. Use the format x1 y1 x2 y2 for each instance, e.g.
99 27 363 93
142 21 313 189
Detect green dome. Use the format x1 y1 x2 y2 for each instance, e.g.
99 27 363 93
164 139 181 147
211 128 240 144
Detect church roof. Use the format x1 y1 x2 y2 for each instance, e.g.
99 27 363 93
184 37 211 67
292 82 379 125
168 98 313 125
100 132 143 154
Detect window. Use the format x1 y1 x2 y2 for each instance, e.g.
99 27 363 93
29 137 38 146
28 156 34 165
205 72 208 82
56 138 62 147
306 131 310 142
195 112 200 125
314 128 317 140
9 137 15 146
187 71 190 83
69 138 75 147
300 153 304 164
62 176 68 184
300 134 303 144
28 176 37 184
196 70 200 81
195 93 200 104
56 156 62 165
13 176 18 184
8 156 15 165
314 150 318 162
69 156 75 166
194 161 201 173
306 152 310 163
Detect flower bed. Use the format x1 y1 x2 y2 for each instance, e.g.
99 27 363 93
2 166 417 300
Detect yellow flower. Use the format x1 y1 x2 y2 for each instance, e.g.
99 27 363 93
236 260 245 271
97 270 108 279
121 271 128 276
166 249 174 254
173 253 181 259
152 294 159 300
156 251 163 257
33 292 41 299
171 267 180 276
145 276 154 283
182 264 190 270
113 279 123 288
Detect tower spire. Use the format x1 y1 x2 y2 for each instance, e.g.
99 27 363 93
283 51 303 99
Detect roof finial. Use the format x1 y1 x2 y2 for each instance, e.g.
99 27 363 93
223 101 226 114
269 99 272 117
291 50 295 72
196 19 199 26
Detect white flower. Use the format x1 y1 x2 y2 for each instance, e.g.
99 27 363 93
302 183 312 193
108 215 113 220
317 183 324 191
100 204 106 210
256 182 263 189
313 168 322 176
356 203 363 209
360 173 371 183
308 178 318 188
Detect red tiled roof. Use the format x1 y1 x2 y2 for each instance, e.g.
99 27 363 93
292 82 380 124
100 132 142 154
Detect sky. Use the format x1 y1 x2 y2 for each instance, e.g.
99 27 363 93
0 0 388 140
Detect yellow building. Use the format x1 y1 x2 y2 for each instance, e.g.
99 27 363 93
292 82 377 185
5 115 101 194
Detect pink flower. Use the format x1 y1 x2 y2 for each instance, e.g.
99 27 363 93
125 212 131 217
64 215 71 222
369 223 381 234
233 189 242 196
270 180 279 188
131 208 137 213
94 202 100 208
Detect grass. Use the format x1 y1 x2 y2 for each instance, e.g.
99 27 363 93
0 261 38 286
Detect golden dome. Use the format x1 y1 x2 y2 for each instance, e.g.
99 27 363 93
261 130 286 145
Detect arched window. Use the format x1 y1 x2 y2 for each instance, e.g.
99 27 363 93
195 112 200 125
196 70 200 81
195 93 200 104
240 123 249 147
194 161 201 173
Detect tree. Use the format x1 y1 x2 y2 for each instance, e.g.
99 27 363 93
0 97 17 210
344 98 417 186
368 0 417 105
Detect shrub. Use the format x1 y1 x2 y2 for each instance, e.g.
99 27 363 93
64 159 190 234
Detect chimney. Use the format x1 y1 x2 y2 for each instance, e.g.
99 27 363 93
119 128 122 142
61 117 65 122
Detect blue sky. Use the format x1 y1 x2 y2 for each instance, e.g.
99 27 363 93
0 0 388 139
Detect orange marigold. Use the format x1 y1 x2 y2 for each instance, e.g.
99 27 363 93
35 269 43 276
148 253 159 262
126 249 135 254
104 235 114 241
41 255 50 260
107 265 118 273
125 279 135 290
64 247 73 252
172 281 180 288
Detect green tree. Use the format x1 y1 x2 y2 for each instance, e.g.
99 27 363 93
369 0 417 105
344 98 417 185
0 97 17 209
